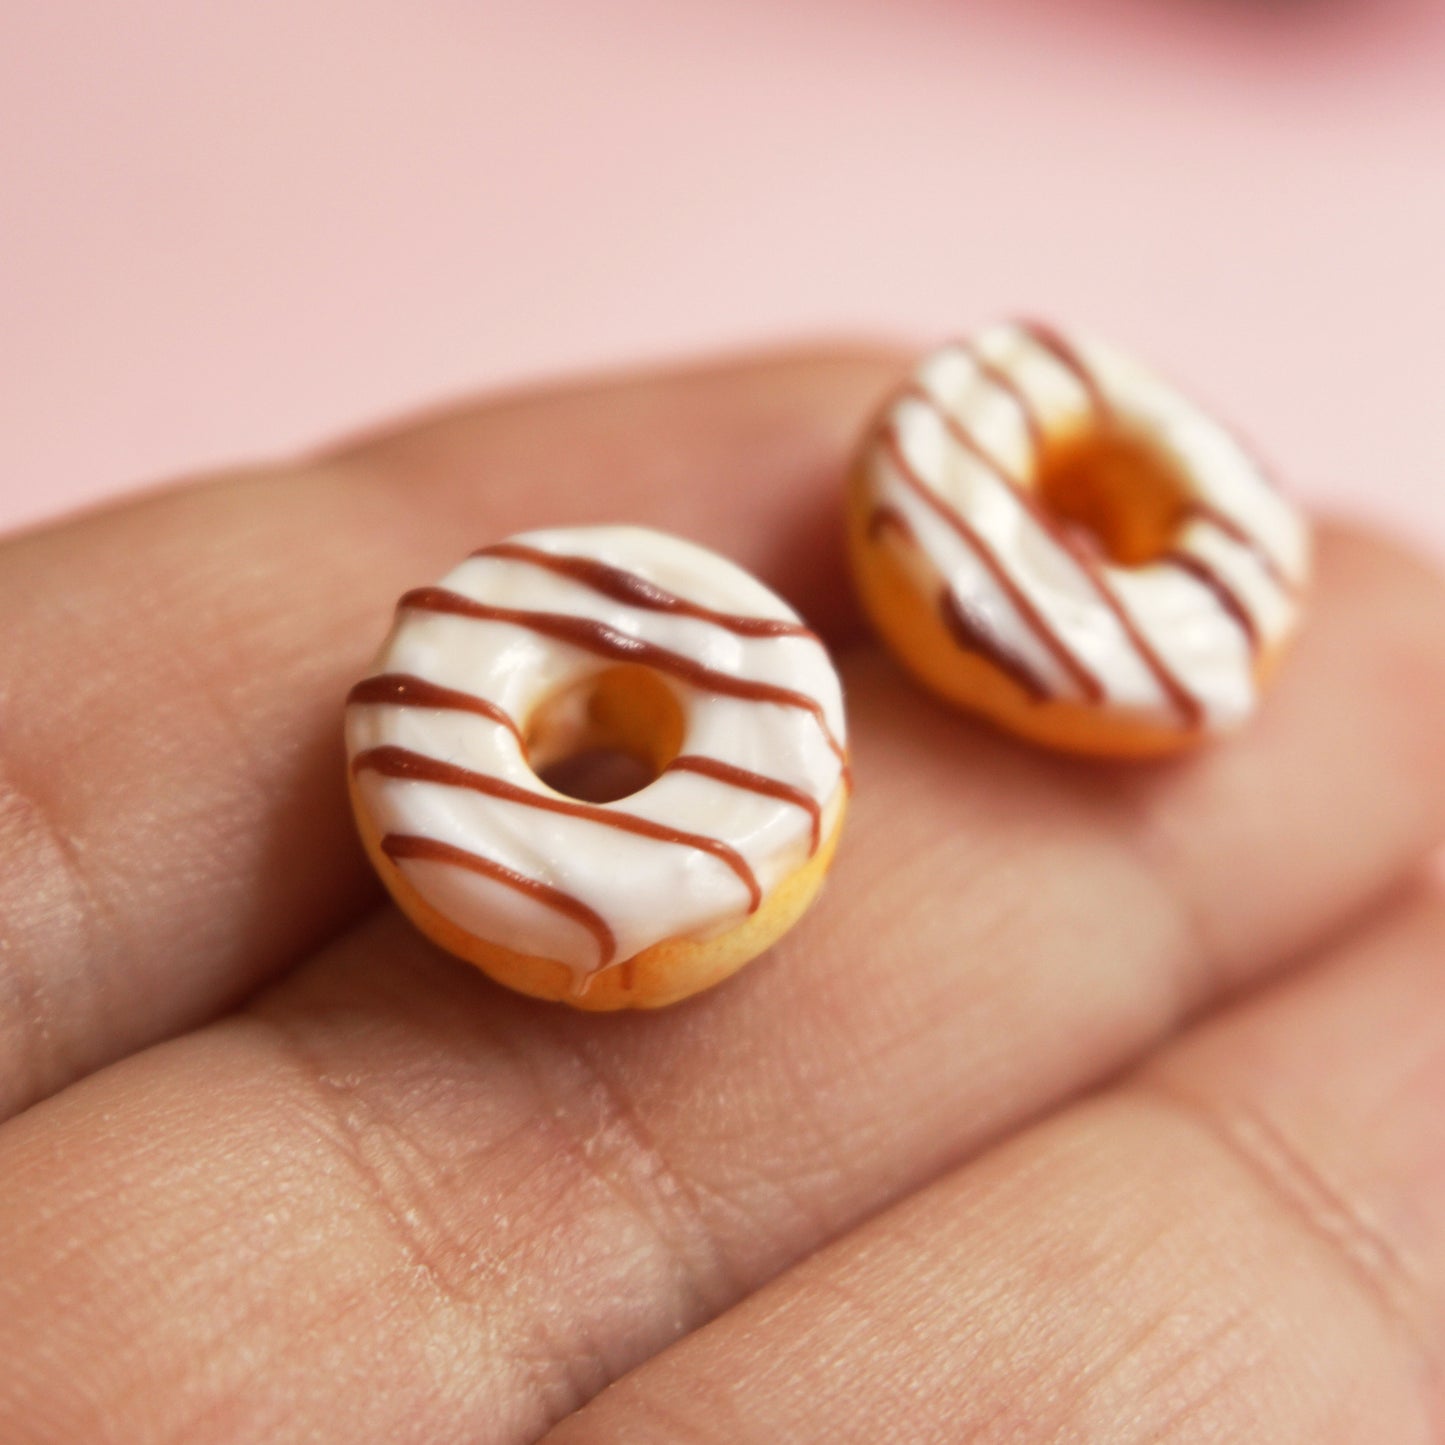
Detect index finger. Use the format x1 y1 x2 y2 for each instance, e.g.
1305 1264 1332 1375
0 348 904 1116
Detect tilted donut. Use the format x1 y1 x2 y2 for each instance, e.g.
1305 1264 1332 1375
848 320 1311 755
345 526 849 1009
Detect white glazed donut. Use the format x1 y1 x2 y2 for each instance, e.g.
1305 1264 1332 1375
848 320 1311 755
345 526 849 1009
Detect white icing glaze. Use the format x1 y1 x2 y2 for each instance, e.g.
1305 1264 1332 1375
862 321 1311 733
346 526 848 983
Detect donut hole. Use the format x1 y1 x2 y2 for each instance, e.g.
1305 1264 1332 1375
1035 429 1191 566
526 665 685 804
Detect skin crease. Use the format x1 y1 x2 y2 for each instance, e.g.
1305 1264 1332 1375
0 351 1443 1443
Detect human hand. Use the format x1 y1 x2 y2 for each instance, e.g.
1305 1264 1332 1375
2 351 1444 1442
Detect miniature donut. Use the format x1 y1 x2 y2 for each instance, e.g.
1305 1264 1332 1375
849 320 1311 756
345 526 849 1009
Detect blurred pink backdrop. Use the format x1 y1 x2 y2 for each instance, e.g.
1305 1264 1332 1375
3 0 1443 549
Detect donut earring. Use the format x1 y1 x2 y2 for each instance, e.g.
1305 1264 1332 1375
848 320 1311 756
346 527 849 1009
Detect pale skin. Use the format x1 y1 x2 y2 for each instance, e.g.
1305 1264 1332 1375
1 350 1444 1443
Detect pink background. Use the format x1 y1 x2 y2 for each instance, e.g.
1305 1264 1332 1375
3 1 1443 549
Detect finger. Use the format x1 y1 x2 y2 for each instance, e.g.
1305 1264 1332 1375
2 528 1444 1444
0 348 902 1116
541 886 1445 1444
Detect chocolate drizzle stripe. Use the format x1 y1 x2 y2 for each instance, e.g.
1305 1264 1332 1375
939 590 1050 703
898 382 1021 489
1014 324 1293 595
1004 483 1207 728
667 755 823 855
355 745 762 912
1016 319 1110 416
881 425 1106 704
398 588 848 768
1185 503 1299 596
346 673 524 745
381 832 616 966
472 541 817 640
959 337 1208 728
892 390 1206 727
1166 552 1260 653
959 343 1046 456
1084 564 1205 726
